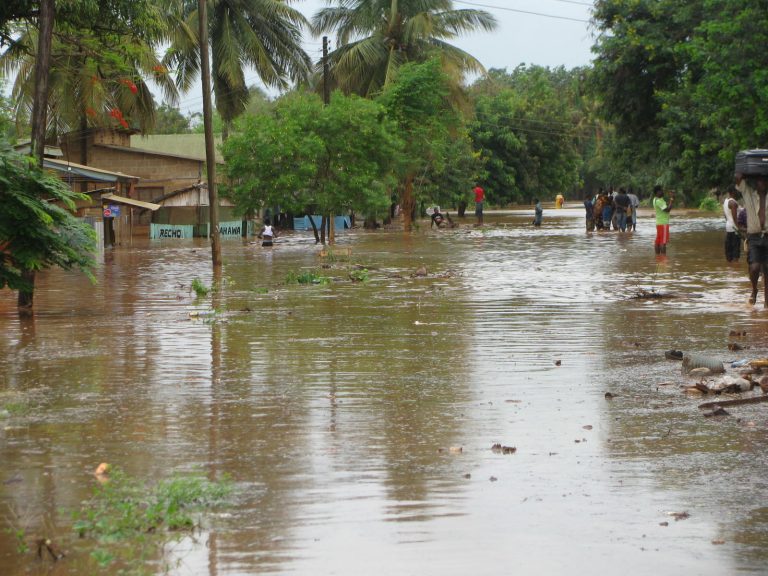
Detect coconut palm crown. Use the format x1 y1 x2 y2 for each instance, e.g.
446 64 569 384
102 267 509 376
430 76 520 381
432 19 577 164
311 0 497 97
164 0 312 131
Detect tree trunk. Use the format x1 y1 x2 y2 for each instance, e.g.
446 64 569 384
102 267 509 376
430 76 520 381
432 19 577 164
320 215 326 245
20 0 55 314
199 0 222 272
307 211 320 243
328 213 335 245
17 271 35 316
401 173 415 232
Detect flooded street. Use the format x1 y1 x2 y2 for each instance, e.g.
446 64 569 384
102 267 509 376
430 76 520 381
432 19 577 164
3 208 768 575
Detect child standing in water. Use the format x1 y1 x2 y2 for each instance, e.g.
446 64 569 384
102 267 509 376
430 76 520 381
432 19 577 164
258 219 277 247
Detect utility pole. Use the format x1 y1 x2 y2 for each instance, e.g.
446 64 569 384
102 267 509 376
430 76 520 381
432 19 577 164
322 36 330 106
198 0 222 271
322 37 334 244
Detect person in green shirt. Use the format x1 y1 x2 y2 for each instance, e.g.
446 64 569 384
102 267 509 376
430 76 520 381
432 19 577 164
653 185 674 254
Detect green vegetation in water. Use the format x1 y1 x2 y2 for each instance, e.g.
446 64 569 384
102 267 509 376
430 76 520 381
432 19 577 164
285 270 331 285
1 401 30 416
253 286 269 294
191 278 210 298
5 527 29 554
70 468 232 570
698 197 720 212
348 268 370 282
321 248 352 264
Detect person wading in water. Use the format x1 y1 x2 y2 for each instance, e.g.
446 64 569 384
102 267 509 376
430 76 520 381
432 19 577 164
736 173 768 306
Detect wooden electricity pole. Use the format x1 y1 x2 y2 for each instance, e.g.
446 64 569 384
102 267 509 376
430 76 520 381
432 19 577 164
198 0 222 271
322 37 335 244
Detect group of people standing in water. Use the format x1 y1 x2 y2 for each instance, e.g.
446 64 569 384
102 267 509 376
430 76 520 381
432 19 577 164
584 187 640 233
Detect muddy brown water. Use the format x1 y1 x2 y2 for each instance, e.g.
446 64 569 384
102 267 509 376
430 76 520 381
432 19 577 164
2 208 768 575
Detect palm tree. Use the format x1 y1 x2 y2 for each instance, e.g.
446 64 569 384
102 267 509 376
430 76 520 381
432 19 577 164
0 20 178 147
311 0 497 97
164 0 312 138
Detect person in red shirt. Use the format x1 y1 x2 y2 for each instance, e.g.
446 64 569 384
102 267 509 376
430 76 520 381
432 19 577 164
473 185 485 224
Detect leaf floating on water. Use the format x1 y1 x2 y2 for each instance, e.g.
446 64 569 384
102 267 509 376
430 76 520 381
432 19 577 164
604 392 616 399
669 511 690 521
711 539 726 545
582 425 593 430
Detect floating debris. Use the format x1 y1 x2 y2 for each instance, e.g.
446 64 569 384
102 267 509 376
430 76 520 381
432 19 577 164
665 349 684 360
631 288 670 300
491 443 517 455
703 406 730 418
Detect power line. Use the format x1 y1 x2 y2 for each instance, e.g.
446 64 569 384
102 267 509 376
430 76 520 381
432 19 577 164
453 0 591 23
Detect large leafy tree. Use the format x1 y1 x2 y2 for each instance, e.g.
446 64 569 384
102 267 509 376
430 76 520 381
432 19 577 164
590 0 768 196
469 66 583 205
0 142 96 313
658 0 768 190
377 58 466 230
221 91 402 241
164 0 311 137
150 103 193 134
312 0 497 97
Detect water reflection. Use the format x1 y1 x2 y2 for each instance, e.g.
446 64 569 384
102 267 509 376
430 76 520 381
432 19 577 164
1 210 768 575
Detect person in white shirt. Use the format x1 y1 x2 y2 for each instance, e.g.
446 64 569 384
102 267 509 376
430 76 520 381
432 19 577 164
723 188 741 262
258 219 277 247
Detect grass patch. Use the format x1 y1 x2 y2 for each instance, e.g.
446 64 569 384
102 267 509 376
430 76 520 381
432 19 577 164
285 269 331 285
70 468 231 570
2 402 30 416
698 197 720 212
191 278 210 298
319 247 352 263
348 268 369 282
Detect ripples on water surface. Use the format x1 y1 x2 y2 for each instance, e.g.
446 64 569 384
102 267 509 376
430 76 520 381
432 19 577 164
2 209 768 575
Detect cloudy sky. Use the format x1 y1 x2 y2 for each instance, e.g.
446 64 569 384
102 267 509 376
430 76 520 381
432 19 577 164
299 0 595 70
0 1 596 115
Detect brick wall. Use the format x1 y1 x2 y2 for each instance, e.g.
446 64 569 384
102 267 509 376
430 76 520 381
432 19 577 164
88 147 203 197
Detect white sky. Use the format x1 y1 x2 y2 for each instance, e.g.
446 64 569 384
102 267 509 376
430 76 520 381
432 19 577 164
176 0 595 114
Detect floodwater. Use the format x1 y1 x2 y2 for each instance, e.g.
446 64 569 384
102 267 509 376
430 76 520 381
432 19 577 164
2 207 768 575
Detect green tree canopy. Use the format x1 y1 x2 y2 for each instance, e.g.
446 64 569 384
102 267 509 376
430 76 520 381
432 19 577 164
469 65 582 205
377 58 469 228
221 91 402 221
312 0 497 97
0 0 176 137
0 142 96 295
150 103 193 134
590 0 768 195
164 0 311 135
